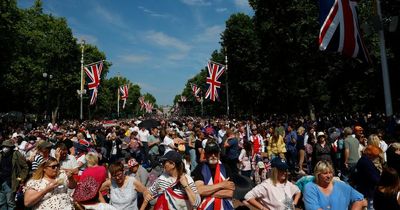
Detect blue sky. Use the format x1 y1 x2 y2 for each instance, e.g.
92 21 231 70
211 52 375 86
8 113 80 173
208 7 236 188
18 0 253 106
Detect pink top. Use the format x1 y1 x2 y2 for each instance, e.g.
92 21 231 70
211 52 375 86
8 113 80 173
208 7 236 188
245 179 300 210
80 165 107 185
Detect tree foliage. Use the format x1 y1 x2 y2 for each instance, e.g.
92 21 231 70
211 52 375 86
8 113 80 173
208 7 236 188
0 0 156 120
177 0 398 117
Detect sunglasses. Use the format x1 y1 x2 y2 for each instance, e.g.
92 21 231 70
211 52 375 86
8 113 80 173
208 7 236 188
47 164 60 169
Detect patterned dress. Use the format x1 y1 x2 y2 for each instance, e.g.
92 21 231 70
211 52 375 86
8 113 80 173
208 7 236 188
24 172 73 210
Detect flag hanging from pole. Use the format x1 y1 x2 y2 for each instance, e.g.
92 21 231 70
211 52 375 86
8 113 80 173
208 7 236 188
138 96 145 110
318 0 371 63
119 85 129 109
180 95 187 102
205 61 225 101
191 84 201 102
84 61 103 105
144 101 153 113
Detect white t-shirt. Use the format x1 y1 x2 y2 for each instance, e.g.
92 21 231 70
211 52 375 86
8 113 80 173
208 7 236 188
138 129 150 143
162 135 174 154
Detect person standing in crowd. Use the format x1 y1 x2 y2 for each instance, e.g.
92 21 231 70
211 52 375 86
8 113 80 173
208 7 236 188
223 129 239 174
354 145 382 209
343 127 360 184
238 140 253 178
0 140 29 210
245 157 301 210
267 127 286 160
296 126 306 175
100 161 150 210
303 160 367 210
192 141 235 209
249 128 263 157
312 132 332 168
148 150 200 209
24 157 77 210
373 167 400 210
147 127 160 167
386 142 400 175
138 126 150 165
284 124 297 172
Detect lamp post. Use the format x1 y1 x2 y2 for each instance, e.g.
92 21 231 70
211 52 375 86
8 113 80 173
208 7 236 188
79 39 85 120
42 72 53 121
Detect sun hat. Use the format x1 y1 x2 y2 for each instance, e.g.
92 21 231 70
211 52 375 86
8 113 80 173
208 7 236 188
72 176 100 202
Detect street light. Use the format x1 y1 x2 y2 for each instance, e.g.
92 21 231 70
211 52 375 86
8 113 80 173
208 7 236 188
42 72 53 121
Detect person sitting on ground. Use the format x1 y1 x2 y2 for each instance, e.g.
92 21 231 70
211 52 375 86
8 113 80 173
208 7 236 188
303 160 367 210
245 157 301 210
24 157 77 210
373 167 400 210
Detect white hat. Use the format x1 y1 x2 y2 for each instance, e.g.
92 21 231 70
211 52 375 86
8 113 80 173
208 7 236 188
317 131 326 138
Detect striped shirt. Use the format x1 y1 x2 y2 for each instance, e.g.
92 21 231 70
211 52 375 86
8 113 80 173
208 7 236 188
31 154 44 171
149 173 201 209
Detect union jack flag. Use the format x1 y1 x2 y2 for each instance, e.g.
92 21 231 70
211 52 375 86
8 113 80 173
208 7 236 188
119 85 129 109
319 0 371 63
84 61 103 105
205 61 225 101
138 96 145 110
191 84 201 102
180 95 187 102
144 101 153 113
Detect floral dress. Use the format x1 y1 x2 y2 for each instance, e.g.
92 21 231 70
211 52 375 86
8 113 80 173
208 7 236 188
24 172 73 210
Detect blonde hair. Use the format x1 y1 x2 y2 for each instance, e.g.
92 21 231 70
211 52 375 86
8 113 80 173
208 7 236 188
367 134 380 147
86 152 99 167
297 126 305 135
269 167 288 186
31 157 59 180
314 161 334 184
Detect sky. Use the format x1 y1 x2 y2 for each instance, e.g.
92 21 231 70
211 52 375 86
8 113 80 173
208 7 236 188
18 0 253 106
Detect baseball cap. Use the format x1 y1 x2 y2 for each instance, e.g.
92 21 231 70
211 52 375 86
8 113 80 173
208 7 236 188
159 151 182 164
271 157 289 170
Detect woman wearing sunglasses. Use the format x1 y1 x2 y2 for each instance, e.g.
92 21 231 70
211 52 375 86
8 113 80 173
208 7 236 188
24 157 77 210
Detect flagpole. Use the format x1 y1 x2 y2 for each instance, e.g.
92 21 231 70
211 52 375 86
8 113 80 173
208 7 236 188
376 0 393 116
79 40 85 120
117 72 120 118
224 47 230 116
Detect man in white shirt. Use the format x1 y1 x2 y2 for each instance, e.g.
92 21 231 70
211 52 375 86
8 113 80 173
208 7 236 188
138 126 150 165
162 129 176 155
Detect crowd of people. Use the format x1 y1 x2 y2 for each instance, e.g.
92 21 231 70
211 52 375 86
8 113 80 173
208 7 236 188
0 113 399 210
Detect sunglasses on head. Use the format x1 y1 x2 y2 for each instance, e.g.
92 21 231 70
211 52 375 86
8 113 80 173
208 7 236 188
47 164 60 169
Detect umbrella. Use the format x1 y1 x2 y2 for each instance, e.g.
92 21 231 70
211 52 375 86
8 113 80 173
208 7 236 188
138 119 160 130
